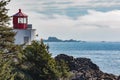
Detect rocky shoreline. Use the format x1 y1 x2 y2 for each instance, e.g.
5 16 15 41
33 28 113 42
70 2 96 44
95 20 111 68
55 54 120 80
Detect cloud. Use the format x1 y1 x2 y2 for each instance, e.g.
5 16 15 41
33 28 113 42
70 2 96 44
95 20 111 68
78 10 120 28
7 0 120 17
21 10 120 41
7 0 120 41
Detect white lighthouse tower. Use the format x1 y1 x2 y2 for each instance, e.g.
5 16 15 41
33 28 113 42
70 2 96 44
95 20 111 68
12 9 36 44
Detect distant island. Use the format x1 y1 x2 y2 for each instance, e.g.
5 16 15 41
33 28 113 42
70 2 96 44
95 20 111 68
43 37 81 42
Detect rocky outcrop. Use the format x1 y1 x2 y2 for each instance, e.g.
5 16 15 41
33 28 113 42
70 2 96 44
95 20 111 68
55 54 118 80
43 37 80 42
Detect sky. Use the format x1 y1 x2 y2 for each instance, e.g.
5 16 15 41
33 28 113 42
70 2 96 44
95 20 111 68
7 0 120 41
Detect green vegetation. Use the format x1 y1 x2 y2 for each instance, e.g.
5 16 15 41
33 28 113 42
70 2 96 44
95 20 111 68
0 0 70 80
56 60 70 80
0 0 17 80
22 40 60 80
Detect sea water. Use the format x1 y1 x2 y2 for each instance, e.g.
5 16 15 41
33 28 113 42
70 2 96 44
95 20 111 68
45 42 120 75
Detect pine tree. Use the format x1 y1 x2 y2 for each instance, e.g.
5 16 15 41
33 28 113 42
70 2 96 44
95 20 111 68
0 0 15 59
56 60 70 80
22 40 60 80
0 0 18 80
0 0 10 27
0 0 15 53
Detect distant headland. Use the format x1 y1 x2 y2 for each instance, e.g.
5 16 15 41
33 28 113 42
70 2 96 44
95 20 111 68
43 37 81 42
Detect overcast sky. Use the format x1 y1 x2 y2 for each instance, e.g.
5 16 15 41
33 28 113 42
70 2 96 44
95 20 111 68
7 0 120 41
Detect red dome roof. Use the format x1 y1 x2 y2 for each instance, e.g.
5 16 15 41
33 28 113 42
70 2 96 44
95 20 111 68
13 9 27 17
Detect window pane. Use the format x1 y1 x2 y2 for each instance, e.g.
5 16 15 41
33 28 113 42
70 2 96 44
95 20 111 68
18 18 24 23
24 18 27 23
24 36 29 43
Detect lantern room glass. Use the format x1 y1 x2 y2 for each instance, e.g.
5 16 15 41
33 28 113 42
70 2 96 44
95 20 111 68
18 17 27 24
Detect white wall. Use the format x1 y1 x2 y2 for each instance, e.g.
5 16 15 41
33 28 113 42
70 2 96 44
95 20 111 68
14 29 36 44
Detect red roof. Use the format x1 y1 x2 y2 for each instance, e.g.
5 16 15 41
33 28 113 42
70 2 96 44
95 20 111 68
13 9 27 17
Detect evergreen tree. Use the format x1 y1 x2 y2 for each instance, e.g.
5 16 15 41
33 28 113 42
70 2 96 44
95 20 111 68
0 0 15 53
0 0 10 27
0 0 18 80
22 40 60 80
56 60 70 80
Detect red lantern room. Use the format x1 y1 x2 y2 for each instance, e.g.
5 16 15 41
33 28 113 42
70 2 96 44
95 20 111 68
13 9 28 29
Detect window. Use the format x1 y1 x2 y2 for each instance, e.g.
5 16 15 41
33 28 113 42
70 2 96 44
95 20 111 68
24 36 29 43
24 18 27 23
18 18 27 23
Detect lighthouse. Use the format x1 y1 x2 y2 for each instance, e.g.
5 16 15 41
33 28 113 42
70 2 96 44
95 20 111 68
13 9 36 44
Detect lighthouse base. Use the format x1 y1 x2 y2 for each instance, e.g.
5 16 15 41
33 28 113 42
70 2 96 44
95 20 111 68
14 29 36 45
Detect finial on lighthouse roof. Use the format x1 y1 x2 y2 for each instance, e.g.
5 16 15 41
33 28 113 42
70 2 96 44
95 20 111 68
13 9 27 17
19 9 21 12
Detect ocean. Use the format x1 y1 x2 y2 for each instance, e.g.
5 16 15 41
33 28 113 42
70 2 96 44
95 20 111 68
45 42 120 75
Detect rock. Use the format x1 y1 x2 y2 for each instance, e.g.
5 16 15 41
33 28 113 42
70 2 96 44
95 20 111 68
55 54 118 80
117 76 120 80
